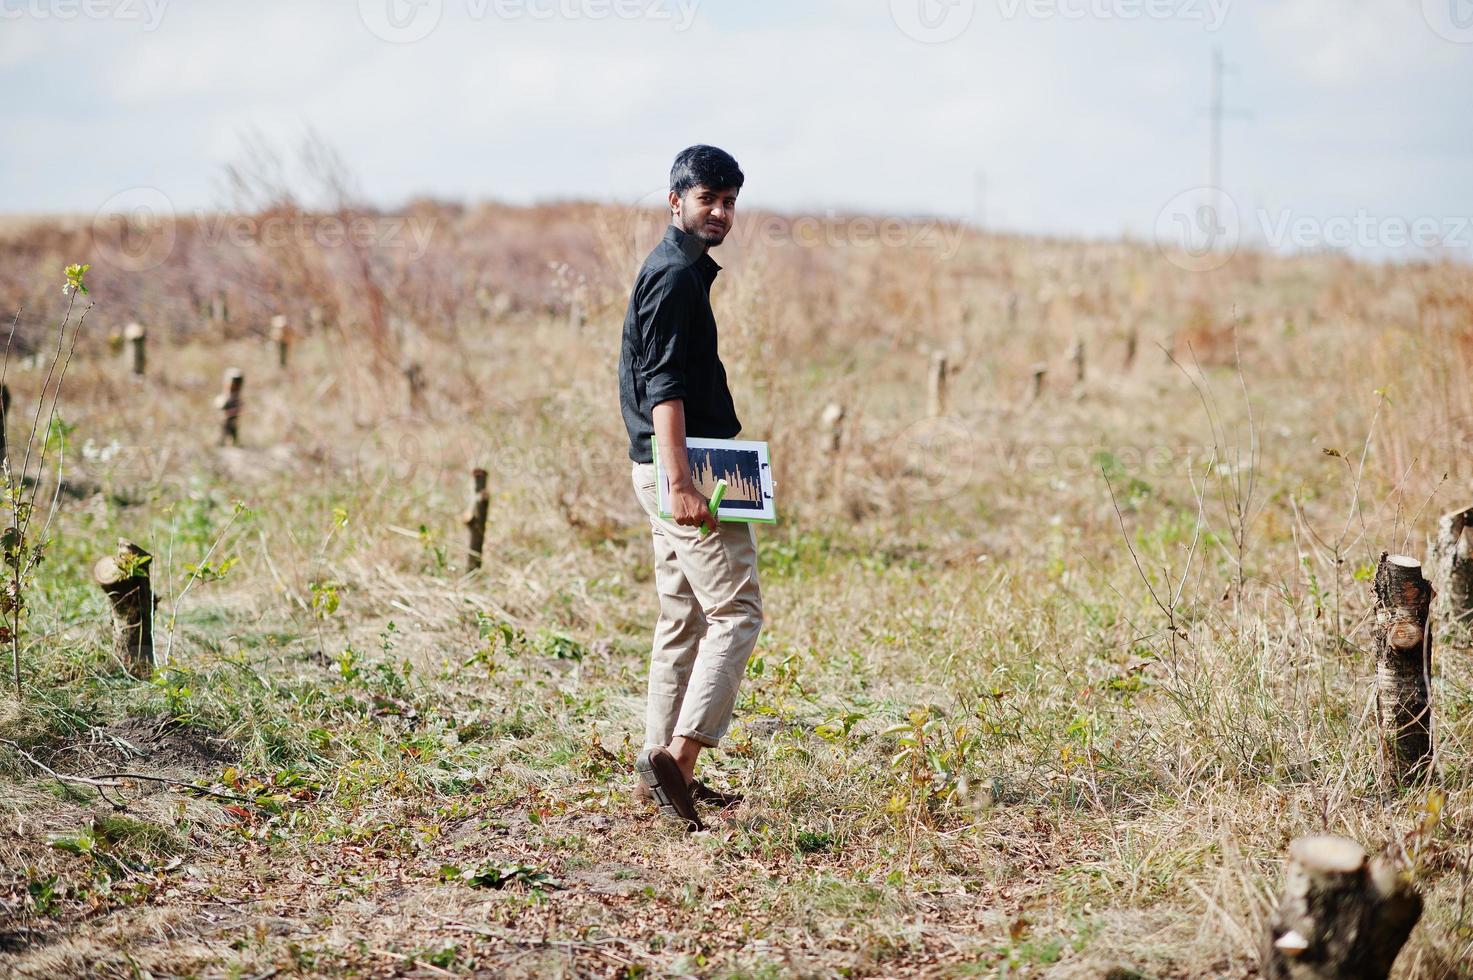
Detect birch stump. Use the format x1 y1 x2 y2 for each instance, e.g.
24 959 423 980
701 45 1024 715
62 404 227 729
821 403 845 457
461 467 489 571
269 315 294 370
94 539 154 677
927 352 948 417
821 402 846 502
124 322 146 377
1373 553 1434 784
1262 835 1421 980
1431 505 1473 626
215 368 244 446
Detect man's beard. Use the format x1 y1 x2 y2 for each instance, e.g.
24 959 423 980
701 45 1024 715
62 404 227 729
680 212 726 246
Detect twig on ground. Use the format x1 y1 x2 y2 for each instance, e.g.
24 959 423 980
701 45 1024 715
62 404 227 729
0 737 252 804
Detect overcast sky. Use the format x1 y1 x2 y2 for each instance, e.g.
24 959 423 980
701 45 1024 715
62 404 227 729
3 0 1471 257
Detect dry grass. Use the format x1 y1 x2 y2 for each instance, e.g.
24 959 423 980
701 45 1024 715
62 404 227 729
0 197 1470 977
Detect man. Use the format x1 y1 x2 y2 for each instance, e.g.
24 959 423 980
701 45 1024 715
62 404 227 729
619 145 763 832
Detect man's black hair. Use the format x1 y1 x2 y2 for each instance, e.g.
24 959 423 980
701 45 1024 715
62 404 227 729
669 145 744 196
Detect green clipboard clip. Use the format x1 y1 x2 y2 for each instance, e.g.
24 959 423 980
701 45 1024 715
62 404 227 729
699 478 728 538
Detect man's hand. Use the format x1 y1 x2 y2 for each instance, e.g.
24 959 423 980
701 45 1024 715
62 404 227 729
669 480 719 534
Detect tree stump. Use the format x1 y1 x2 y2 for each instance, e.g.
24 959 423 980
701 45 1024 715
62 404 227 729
820 403 845 457
1262 835 1421 980
927 352 948 417
94 539 154 678
461 467 489 571
1069 339 1086 386
214 368 244 446
1028 363 1047 404
269 315 294 370
1431 506 1473 627
123 322 146 378
1373 553 1434 784
404 361 426 413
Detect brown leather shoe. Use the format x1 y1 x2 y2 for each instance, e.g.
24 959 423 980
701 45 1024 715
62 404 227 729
634 747 704 831
689 779 743 808
633 775 742 809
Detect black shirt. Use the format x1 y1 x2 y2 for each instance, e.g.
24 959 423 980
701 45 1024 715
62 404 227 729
618 224 741 463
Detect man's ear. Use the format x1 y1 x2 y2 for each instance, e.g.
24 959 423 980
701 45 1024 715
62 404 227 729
668 189 681 216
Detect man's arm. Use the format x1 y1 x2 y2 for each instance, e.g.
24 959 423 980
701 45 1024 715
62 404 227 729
653 399 718 533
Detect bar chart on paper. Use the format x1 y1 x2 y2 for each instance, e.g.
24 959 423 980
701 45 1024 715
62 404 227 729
652 437 777 524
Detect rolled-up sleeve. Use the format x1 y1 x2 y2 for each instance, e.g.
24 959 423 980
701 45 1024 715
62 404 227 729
637 267 693 406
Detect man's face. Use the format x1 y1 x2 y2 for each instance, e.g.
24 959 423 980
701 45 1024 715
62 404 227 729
670 183 738 247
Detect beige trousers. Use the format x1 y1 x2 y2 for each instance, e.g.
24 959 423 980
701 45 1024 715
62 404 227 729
631 461 763 749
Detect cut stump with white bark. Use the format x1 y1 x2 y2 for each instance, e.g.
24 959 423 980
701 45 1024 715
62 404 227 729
927 352 948 417
1263 834 1421 980
94 538 154 678
1431 506 1473 627
461 467 489 571
214 368 244 446
1373 553 1434 784
124 322 146 378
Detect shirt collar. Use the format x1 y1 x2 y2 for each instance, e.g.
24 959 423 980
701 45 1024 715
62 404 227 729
664 223 722 279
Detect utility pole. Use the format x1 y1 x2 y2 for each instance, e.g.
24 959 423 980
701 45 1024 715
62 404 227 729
1206 45 1250 192
1201 46 1249 226
1209 46 1224 192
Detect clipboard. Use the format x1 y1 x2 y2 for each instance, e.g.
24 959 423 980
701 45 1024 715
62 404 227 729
651 436 777 524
